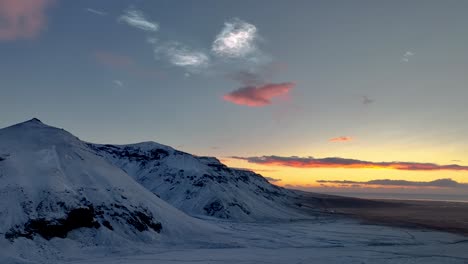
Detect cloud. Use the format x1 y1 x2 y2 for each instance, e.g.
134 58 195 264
401 50 414 62
0 0 55 41
154 42 210 69
329 136 353 143
94 51 134 68
146 36 158 44
362 96 374 105
86 8 106 16
118 7 159 32
317 178 466 188
223 82 295 107
168 49 209 67
264 176 282 183
229 167 278 174
113 80 124 87
231 155 468 171
212 18 258 58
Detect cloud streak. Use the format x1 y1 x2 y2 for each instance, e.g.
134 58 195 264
329 136 353 142
223 82 295 107
362 96 374 105
401 50 414 62
212 18 258 58
154 42 210 69
264 176 282 183
0 0 55 41
119 7 159 32
317 178 466 188
86 8 107 16
113 80 124 87
231 155 468 171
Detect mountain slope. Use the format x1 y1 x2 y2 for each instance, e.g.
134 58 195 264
0 119 218 244
88 142 302 221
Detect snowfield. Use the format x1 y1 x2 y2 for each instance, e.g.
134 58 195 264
3 218 467 264
0 119 467 264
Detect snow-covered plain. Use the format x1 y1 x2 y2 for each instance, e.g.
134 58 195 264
7 218 466 264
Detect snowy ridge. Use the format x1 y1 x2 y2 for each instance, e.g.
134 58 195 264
88 142 303 221
0 119 221 246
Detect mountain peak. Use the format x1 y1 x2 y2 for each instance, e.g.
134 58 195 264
30 117 42 123
11 118 51 129
1 118 51 132
23 118 45 125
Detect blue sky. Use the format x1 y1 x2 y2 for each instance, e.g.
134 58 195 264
1 0 468 195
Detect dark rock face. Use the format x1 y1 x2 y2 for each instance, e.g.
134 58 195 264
102 220 113 231
88 144 169 162
0 154 8 161
5 202 163 241
5 207 100 240
204 200 228 218
131 212 162 232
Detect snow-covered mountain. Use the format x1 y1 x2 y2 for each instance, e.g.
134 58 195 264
0 119 219 245
88 142 302 221
0 118 302 244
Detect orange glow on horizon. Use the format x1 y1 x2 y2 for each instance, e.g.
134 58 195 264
220 157 468 191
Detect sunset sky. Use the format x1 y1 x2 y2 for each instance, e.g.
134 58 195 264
1 0 467 198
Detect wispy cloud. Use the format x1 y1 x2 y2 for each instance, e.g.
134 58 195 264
86 8 107 16
146 36 158 44
317 178 466 188
362 96 374 105
113 80 124 87
229 167 278 174
0 0 55 41
264 176 282 183
212 18 258 58
155 42 210 70
168 50 209 67
329 136 353 143
118 7 159 32
224 82 295 107
401 50 414 62
231 155 468 171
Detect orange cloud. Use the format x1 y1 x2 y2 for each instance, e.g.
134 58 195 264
223 82 295 107
231 155 468 171
329 136 353 142
0 0 55 41
317 178 464 188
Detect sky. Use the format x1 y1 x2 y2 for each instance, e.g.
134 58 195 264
1 0 468 199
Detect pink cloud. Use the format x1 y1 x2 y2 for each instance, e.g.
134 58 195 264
0 0 55 41
231 155 468 171
329 136 353 142
223 82 295 107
